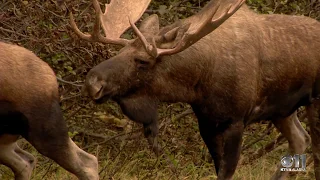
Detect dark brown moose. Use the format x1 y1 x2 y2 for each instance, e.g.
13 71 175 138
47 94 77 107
70 0 320 179
0 41 99 180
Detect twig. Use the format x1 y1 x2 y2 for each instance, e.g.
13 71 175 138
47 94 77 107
307 155 314 167
66 106 83 119
41 163 53 180
60 94 82 102
56 77 83 87
256 134 286 155
77 130 110 139
241 134 286 165
173 108 194 122
0 27 28 38
83 129 141 150
101 140 130 179
242 122 274 151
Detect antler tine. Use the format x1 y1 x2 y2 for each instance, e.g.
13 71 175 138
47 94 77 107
211 0 245 28
70 6 110 44
69 0 135 46
144 0 245 57
129 18 157 57
69 12 92 42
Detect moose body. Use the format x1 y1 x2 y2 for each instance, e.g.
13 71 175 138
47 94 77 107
71 0 320 179
0 42 99 180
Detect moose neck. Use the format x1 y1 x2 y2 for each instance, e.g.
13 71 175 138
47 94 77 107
145 5 256 104
146 45 213 103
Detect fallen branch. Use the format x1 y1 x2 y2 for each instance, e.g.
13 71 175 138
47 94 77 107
83 129 141 150
56 77 83 87
307 155 314 167
242 122 274 151
173 108 194 122
76 129 110 139
241 134 286 165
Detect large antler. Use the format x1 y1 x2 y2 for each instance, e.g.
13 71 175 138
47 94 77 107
70 0 151 46
130 0 245 57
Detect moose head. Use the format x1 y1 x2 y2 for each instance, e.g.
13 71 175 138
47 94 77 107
70 0 245 103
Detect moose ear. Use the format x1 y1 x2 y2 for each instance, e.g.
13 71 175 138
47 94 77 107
156 23 191 49
139 14 160 35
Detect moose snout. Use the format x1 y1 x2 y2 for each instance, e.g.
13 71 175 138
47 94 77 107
92 85 104 100
86 83 104 100
83 74 106 100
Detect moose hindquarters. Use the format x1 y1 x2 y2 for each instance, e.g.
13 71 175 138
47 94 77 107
0 41 99 180
0 87 100 180
0 101 29 138
24 99 99 180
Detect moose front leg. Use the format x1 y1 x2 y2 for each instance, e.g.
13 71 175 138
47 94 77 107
143 121 161 155
196 115 244 179
118 96 161 154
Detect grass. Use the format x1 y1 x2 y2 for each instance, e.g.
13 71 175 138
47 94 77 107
0 142 314 180
0 103 316 180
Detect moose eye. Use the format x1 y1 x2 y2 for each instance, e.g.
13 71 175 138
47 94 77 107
134 58 150 67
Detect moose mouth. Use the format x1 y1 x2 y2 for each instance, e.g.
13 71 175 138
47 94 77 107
94 96 109 104
93 88 116 104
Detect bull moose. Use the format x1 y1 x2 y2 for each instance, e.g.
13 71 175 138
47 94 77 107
70 0 320 179
0 41 99 180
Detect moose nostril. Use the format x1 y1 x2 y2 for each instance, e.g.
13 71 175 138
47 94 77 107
93 85 103 100
29 159 35 164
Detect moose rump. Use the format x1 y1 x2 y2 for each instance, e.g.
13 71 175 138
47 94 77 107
0 41 99 180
